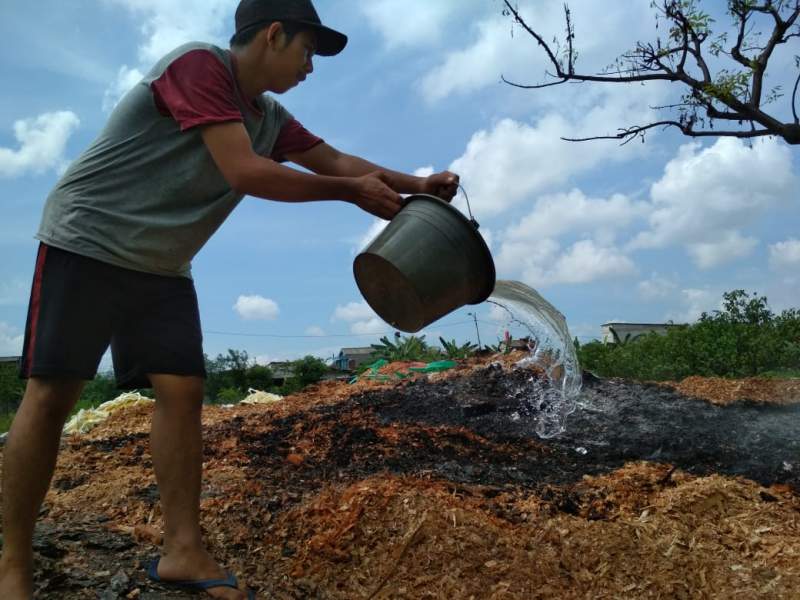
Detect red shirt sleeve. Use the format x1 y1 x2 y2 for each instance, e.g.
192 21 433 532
151 49 244 131
270 119 324 162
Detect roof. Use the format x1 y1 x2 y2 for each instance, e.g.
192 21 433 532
339 347 374 356
0 356 21 364
601 322 682 328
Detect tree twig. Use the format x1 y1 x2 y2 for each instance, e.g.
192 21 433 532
500 0 800 144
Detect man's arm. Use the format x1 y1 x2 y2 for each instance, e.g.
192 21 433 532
201 121 404 219
286 142 459 201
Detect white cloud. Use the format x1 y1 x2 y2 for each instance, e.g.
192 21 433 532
497 238 635 288
632 138 795 268
494 188 643 288
505 189 648 244
233 295 279 320
350 318 387 335
687 231 758 270
419 2 654 103
305 325 325 337
637 273 677 301
449 107 656 219
104 0 232 101
103 66 145 112
419 16 511 102
667 289 719 324
109 0 231 65
0 322 24 356
770 238 800 270
546 240 636 285
0 112 80 178
332 301 386 334
332 301 375 323
362 0 460 49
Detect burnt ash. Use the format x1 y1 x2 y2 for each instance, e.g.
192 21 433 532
222 365 799 494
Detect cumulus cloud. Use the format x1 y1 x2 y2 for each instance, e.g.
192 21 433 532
448 104 657 219
361 0 460 49
497 238 636 288
332 301 386 334
504 189 648 244
104 0 233 101
109 0 231 65
419 2 653 103
494 189 643 288
233 295 279 320
687 231 758 270
667 289 719 324
0 112 80 178
770 238 800 270
305 325 326 337
103 66 145 112
637 273 677 301
419 16 512 102
631 138 795 268
0 322 24 356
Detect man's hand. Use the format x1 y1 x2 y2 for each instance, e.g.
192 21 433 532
350 172 405 220
421 171 460 202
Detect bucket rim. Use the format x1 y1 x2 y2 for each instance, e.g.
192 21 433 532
402 194 496 304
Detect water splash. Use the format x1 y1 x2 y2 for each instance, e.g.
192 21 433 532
488 280 582 438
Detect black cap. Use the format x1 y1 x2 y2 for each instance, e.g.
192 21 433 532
234 0 348 56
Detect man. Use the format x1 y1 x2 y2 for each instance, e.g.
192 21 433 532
0 1 458 598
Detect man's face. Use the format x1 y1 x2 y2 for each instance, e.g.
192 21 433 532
268 28 316 93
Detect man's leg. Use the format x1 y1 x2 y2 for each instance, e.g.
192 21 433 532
147 374 250 600
0 377 85 600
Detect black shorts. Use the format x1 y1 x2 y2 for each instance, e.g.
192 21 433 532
20 243 206 389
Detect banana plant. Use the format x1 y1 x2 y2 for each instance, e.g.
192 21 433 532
439 337 478 359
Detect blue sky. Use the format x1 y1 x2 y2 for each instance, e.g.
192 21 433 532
1 0 798 367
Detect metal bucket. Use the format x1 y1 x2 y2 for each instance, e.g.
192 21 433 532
353 194 496 333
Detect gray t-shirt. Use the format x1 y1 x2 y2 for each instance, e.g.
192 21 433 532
36 42 292 278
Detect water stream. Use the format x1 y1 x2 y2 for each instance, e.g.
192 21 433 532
487 280 583 438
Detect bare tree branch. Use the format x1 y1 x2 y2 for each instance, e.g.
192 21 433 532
562 121 778 145
501 0 800 144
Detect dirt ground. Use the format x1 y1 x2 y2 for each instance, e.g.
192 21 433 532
1 355 798 599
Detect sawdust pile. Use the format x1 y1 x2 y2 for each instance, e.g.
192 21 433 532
665 376 800 405
3 360 799 598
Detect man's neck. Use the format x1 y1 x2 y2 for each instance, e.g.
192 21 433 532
230 47 266 101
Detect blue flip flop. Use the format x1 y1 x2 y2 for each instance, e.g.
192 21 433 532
145 558 255 599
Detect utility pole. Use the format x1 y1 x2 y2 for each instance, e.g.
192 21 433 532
468 312 482 349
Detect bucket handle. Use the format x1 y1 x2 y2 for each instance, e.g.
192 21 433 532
457 184 480 230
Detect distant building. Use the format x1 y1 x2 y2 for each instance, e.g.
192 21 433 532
334 347 375 371
500 336 535 353
601 322 683 345
267 361 294 386
0 356 21 366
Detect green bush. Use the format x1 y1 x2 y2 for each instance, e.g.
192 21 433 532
0 362 24 415
578 290 800 381
217 387 244 404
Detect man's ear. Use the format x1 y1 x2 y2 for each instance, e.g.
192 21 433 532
261 22 286 51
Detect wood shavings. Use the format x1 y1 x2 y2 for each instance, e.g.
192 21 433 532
2 365 798 599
